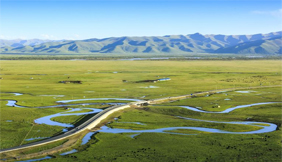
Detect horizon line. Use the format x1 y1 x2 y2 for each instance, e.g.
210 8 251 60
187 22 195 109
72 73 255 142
1 31 281 41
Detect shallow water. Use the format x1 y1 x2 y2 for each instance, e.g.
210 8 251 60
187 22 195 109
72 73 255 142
6 97 137 108
62 128 68 132
236 91 255 93
81 132 96 145
25 137 48 141
57 98 142 103
5 100 125 109
148 86 159 88
17 156 52 162
177 116 277 134
38 102 126 108
130 133 140 138
34 108 102 127
97 117 276 134
6 100 25 108
60 149 78 155
139 86 159 89
1 92 23 96
98 121 275 135
13 93 23 96
7 94 279 136
92 102 279 135
6 92 279 162
180 102 280 113
5 98 137 109
4 93 279 148
32 100 279 136
98 125 227 134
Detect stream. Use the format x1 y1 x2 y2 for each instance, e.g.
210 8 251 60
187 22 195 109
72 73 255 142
2 92 279 162
5 94 279 138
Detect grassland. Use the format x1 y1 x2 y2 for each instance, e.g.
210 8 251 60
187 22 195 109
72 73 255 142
161 87 282 111
46 87 282 162
0 60 281 103
0 60 281 161
47 131 281 162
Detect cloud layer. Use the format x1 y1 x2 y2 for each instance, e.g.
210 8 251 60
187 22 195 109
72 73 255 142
252 8 282 17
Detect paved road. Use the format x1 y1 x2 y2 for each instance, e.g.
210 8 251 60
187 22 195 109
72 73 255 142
0 85 280 154
149 85 282 104
0 102 146 154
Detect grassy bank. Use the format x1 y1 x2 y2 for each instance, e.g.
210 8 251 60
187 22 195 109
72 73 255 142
0 60 281 161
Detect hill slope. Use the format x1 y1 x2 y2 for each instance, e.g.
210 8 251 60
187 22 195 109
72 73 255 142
1 32 281 54
0 39 63 48
215 36 282 54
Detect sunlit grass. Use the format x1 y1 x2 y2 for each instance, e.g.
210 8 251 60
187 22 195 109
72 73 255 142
0 60 281 161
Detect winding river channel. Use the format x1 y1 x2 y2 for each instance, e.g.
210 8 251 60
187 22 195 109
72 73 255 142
4 93 280 136
2 92 280 161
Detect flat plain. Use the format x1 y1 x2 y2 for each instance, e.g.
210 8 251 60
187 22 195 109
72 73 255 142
0 60 281 161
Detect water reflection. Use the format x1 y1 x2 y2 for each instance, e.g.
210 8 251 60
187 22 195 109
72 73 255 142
57 98 142 104
180 102 281 113
236 91 255 93
25 137 48 141
17 156 52 162
5 100 126 109
177 116 277 134
60 149 78 156
81 132 96 145
34 108 102 127
4 92 279 162
6 100 25 108
130 134 140 138
1 92 23 96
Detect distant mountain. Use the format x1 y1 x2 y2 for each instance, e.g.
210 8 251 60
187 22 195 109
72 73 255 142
0 39 65 48
1 32 281 54
215 36 282 54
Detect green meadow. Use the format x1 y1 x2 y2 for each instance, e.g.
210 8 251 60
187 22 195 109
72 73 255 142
0 60 281 161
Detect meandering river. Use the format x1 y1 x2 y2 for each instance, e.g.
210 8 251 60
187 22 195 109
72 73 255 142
5 94 279 138
3 92 279 162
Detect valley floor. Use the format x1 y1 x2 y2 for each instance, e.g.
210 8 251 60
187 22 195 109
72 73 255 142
0 60 281 161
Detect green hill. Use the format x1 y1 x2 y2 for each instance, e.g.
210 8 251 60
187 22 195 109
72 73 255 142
1 32 281 54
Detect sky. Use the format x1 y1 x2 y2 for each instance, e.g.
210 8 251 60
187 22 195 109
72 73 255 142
0 0 281 40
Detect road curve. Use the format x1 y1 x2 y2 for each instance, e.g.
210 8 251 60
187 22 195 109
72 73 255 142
0 85 280 154
0 101 146 154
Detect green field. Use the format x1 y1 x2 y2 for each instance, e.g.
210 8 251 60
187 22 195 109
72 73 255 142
0 60 281 161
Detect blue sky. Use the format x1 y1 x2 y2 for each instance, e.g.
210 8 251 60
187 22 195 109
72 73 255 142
0 0 281 40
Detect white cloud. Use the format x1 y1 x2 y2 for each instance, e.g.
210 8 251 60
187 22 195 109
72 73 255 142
0 35 8 39
66 34 81 40
252 8 282 18
40 34 57 40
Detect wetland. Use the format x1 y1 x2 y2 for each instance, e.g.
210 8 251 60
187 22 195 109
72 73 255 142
0 60 281 161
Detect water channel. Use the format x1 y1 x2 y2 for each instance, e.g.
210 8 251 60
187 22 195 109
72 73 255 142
5 95 279 138
2 92 279 162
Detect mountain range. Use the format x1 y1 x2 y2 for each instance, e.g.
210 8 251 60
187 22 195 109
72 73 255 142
0 39 62 48
1 32 281 54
